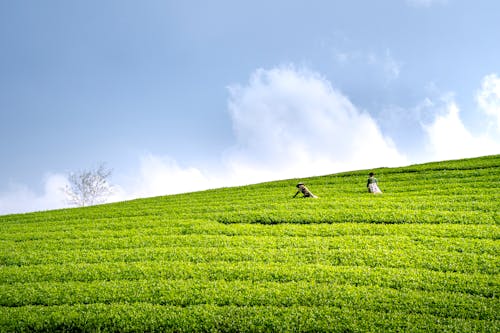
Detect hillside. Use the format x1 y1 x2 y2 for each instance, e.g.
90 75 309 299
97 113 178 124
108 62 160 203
1 155 499 332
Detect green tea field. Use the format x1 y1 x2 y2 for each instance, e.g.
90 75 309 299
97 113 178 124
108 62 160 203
1 155 499 332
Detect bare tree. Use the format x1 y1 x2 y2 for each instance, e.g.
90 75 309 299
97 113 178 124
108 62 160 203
62 164 114 207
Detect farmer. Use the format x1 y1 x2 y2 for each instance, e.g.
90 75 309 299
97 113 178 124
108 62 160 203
367 172 382 194
293 182 318 198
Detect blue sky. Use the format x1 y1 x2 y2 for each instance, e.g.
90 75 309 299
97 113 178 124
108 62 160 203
1 0 499 214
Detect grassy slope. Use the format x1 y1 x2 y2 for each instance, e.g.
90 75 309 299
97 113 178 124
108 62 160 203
0 155 499 332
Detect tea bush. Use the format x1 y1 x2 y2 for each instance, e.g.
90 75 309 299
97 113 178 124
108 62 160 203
1 155 499 332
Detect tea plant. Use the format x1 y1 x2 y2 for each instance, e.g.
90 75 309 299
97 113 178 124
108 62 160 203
0 154 499 332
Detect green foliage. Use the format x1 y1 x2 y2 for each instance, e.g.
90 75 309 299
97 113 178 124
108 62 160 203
1 155 499 332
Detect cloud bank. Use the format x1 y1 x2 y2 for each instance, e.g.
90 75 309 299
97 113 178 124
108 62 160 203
476 73 500 131
0 174 69 214
114 154 217 200
224 66 407 183
422 73 500 161
423 99 500 160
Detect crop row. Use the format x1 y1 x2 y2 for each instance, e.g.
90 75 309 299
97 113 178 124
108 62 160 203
1 189 497 226
1 279 497 320
3 234 498 256
4 202 496 231
376 170 498 184
2 219 498 241
1 261 497 297
1 303 497 333
216 208 499 225
2 244 497 274
195 194 500 214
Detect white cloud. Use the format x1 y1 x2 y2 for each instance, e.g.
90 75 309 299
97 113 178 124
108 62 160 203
421 75 500 161
0 174 68 215
423 99 500 160
121 154 217 198
476 73 500 131
224 66 408 182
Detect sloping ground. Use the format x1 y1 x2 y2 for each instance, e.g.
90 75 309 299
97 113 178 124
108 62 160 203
0 155 499 332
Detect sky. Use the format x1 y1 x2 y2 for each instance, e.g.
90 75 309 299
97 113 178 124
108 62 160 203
1 0 499 215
